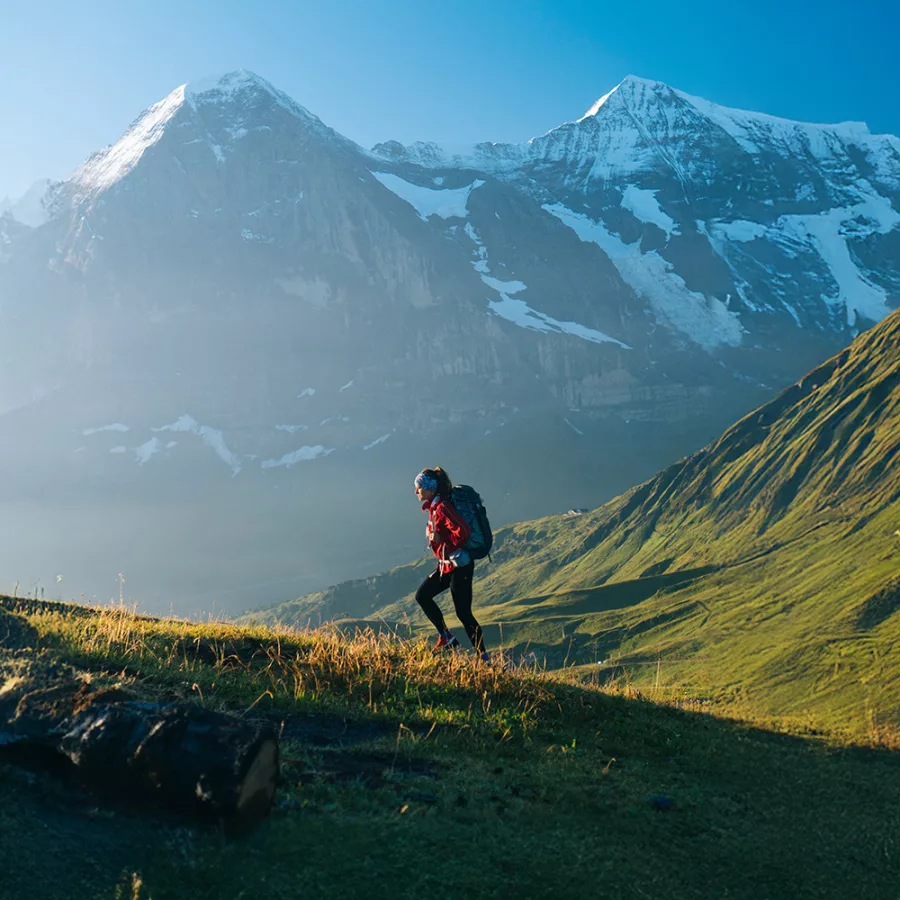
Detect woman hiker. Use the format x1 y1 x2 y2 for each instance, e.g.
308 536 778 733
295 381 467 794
414 467 490 662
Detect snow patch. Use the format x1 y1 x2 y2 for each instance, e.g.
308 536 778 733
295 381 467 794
709 220 768 243
703 183 899 326
83 423 130 436
481 275 527 294
152 414 242 476
372 172 484 220
779 185 899 324
488 296 631 348
621 186 678 236
134 438 160 466
467 222 630 348
465 223 490 273
297 388 316 398
363 434 391 450
339 380 354 392
544 203 743 349
261 445 334 469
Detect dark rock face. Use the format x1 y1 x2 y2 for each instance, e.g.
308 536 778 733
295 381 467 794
0 71 897 614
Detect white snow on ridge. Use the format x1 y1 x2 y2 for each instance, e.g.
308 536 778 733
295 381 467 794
372 172 484 220
339 380 354 392
676 86 877 160
83 423 130 436
69 69 330 198
297 387 316 398
545 203 743 348
261 445 333 469
621 186 678 237
369 76 898 182
152 414 242 476
73 87 186 193
185 70 324 131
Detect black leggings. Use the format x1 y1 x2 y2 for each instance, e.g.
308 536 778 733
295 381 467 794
415 562 485 654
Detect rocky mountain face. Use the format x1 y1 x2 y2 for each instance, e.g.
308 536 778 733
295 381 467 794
0 70 897 615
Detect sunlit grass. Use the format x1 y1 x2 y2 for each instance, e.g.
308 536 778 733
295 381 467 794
3 596 900 899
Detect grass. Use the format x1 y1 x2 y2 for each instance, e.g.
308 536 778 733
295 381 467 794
246 309 900 738
2 596 899 899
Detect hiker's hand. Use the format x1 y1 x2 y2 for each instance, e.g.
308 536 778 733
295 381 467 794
425 523 435 541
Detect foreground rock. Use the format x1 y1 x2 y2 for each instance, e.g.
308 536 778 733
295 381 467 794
0 609 278 827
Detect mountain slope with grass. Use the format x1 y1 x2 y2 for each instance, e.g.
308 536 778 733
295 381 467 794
1 596 899 899
249 307 900 733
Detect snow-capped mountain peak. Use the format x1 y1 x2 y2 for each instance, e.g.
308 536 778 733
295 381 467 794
185 68 274 100
67 69 334 201
577 75 670 121
184 68 322 129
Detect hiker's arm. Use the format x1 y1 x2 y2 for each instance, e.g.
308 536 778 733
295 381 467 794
438 503 471 550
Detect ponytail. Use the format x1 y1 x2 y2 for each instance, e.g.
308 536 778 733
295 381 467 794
421 467 453 499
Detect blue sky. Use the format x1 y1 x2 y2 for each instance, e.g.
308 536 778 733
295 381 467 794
1 0 898 198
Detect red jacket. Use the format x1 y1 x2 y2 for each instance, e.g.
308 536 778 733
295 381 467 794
423 495 471 574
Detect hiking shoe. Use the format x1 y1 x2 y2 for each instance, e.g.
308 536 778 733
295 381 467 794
433 633 460 653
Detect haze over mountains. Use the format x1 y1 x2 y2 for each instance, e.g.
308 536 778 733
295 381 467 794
0 70 898 615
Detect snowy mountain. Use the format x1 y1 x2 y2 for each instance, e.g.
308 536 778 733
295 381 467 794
0 70 897 615
0 179 52 228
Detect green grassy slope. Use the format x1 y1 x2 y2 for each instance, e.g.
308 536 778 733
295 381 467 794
2 599 899 900
249 309 900 733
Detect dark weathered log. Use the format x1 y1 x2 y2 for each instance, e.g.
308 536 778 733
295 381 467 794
0 647 278 825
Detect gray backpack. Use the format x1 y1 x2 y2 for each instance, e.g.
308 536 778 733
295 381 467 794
450 485 493 561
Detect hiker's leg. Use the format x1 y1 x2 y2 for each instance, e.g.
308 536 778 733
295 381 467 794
449 563 485 654
415 567 451 633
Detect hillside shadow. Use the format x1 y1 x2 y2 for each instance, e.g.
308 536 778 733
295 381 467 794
498 566 718 617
